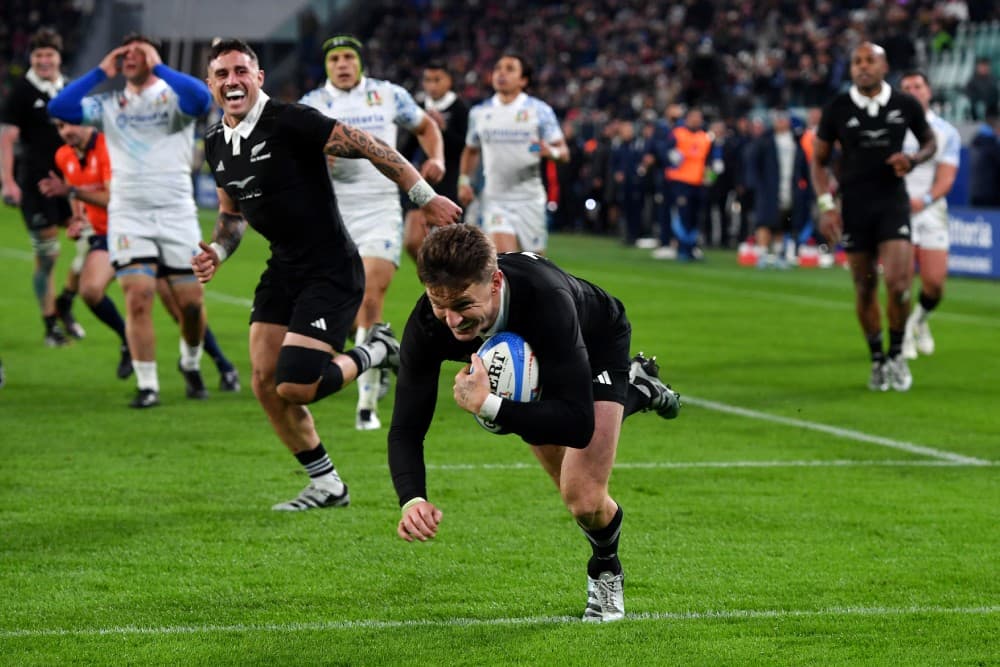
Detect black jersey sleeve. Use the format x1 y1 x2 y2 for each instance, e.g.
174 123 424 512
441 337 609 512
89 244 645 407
815 97 840 144
493 288 596 448
0 82 25 126
903 94 933 146
387 301 447 505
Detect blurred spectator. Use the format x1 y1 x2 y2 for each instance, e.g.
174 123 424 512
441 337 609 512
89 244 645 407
965 57 999 121
664 107 711 261
968 119 1000 207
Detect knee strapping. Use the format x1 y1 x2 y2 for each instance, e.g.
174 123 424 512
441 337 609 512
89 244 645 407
275 346 331 386
32 235 61 258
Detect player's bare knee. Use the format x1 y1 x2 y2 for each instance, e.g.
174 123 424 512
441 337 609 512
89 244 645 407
78 281 104 306
275 381 315 405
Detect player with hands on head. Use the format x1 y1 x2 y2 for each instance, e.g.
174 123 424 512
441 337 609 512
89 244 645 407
390 224 681 622
48 33 217 408
192 38 460 512
810 42 936 392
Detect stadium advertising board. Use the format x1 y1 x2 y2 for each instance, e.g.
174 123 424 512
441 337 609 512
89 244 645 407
947 207 999 279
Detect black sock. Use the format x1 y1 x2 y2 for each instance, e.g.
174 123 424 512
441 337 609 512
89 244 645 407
866 331 884 363
919 291 940 314
203 326 234 373
582 505 624 578
624 384 647 419
314 359 346 401
345 347 372 374
888 329 904 359
88 296 127 342
55 289 76 316
294 443 334 478
43 314 59 334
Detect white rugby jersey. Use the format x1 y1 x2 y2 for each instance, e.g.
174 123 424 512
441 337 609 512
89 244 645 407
300 76 425 198
80 78 197 214
466 92 563 200
903 110 961 199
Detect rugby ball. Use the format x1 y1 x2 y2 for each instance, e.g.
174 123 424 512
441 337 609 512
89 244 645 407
473 331 540 433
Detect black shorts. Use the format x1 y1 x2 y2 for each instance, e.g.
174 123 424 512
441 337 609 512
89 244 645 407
585 297 632 405
88 234 109 252
250 260 365 352
19 180 71 232
841 191 911 254
756 207 793 233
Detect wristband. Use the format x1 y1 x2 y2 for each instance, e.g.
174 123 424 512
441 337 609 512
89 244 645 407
408 179 436 207
817 193 836 214
209 242 228 263
67 186 78 200
922 193 934 207
458 174 471 188
401 497 426 514
478 393 502 421
548 146 562 161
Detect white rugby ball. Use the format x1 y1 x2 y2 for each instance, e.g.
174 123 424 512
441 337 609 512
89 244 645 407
474 331 540 434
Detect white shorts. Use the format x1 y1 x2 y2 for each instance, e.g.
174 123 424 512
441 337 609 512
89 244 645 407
911 200 949 251
340 196 403 266
481 195 548 252
108 206 202 271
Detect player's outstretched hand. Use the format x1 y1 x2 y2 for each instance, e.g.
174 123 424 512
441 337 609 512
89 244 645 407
398 500 443 542
191 240 220 283
422 194 462 228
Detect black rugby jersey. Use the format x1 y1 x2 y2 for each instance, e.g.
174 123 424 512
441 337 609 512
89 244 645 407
204 100 358 269
388 251 629 502
816 89 931 198
0 75 64 181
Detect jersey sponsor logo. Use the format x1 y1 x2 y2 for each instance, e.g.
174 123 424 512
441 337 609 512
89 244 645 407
593 370 612 386
226 175 255 189
310 317 327 331
847 117 860 128
860 129 888 140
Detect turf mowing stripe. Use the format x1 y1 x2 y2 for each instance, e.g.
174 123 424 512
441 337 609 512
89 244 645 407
686 396 991 465
427 459 994 471
1 604 996 637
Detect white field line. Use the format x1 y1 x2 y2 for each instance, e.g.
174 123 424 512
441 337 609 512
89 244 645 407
685 396 992 466
427 459 993 472
1 604 996 638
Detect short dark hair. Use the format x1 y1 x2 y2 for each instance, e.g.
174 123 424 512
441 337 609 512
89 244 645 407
499 52 532 87
900 70 930 86
120 32 162 55
417 225 497 290
424 61 451 77
29 27 62 54
208 38 259 65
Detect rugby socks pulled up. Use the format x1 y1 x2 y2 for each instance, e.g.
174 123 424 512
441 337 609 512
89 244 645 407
582 505 624 578
294 443 344 494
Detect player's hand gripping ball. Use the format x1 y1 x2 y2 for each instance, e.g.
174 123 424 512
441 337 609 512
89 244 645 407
473 331 540 433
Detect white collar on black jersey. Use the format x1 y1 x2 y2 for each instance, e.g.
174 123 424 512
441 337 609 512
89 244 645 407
223 91 270 156
480 273 510 339
25 67 64 98
425 90 456 112
849 82 891 117
324 76 365 98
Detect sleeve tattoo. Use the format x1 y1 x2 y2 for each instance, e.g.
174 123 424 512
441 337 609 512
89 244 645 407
325 122 405 182
214 211 247 258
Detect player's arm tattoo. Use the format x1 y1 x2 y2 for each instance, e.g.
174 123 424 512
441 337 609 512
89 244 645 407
214 211 247 258
324 122 407 182
909 125 937 167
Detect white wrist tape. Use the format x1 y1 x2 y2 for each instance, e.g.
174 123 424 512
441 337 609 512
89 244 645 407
478 393 503 421
548 146 562 161
209 242 228 263
408 179 436 207
817 193 836 214
401 497 426 514
458 174 472 187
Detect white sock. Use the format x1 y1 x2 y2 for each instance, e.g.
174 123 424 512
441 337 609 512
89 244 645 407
914 303 929 324
357 367 379 411
134 361 159 391
179 338 203 371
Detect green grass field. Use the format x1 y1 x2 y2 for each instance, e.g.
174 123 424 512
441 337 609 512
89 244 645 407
1 207 997 666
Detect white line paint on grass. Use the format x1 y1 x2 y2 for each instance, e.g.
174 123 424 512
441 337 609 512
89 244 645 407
686 396 991 466
2 604 996 638
427 459 993 472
